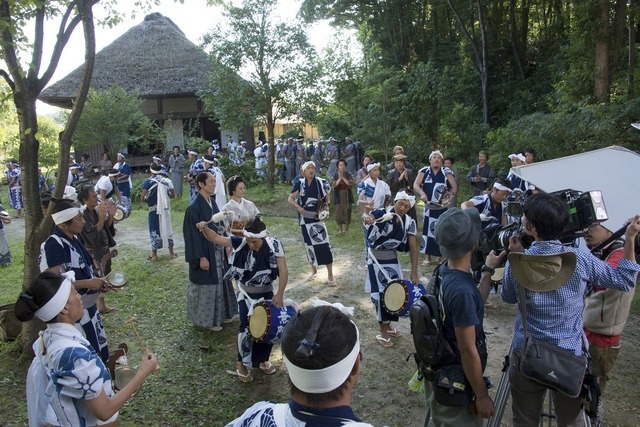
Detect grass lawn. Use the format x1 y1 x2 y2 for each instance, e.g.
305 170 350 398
0 181 369 426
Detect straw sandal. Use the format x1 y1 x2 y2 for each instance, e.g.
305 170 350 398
376 334 393 348
259 362 276 375
327 278 337 287
236 369 254 383
386 328 402 338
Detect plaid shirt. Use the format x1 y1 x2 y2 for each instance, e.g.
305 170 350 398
502 240 640 355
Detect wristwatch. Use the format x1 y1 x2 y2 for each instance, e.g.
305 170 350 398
481 265 495 275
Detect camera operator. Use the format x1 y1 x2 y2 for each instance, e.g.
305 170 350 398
501 193 640 426
583 223 636 426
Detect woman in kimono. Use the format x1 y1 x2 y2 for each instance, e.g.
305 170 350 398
7 160 23 218
16 271 157 427
183 171 238 331
220 175 260 234
196 216 288 383
362 191 419 348
287 161 336 286
225 305 372 427
39 199 112 362
330 159 355 234
413 150 457 267
140 164 176 260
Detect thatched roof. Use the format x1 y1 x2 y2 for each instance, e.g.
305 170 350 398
40 13 212 108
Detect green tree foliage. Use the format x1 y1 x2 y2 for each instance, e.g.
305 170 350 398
301 0 640 169
201 0 319 188
72 86 159 161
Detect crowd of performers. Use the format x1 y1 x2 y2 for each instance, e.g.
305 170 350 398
8 140 639 427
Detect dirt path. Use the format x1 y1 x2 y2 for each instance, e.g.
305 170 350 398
5 213 640 426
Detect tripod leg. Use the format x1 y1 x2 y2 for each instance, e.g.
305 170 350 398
487 354 511 427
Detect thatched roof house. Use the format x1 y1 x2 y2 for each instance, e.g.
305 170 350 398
40 12 252 164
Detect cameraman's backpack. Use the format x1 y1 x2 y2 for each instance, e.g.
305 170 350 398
410 263 455 370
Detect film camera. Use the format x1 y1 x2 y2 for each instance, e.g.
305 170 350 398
476 189 608 265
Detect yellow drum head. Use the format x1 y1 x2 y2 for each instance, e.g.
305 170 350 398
491 267 505 283
113 209 124 221
384 281 406 313
249 304 268 340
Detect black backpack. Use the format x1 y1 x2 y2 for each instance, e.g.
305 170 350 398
410 263 455 373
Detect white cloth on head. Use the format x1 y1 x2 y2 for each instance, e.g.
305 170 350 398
394 190 416 208
283 321 360 394
366 162 380 172
34 271 75 321
52 206 86 225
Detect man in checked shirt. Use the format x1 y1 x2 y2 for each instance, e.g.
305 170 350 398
501 193 640 427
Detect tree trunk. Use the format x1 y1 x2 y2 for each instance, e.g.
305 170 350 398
594 0 610 103
510 0 525 79
447 0 491 124
630 0 637 99
266 111 275 190
5 0 98 354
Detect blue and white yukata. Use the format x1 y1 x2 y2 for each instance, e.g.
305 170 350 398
225 236 285 368
7 166 23 210
466 193 506 229
365 208 417 323
188 159 205 202
141 175 174 251
113 161 132 200
39 229 109 362
26 323 117 427
225 400 373 427
418 166 454 257
292 177 333 267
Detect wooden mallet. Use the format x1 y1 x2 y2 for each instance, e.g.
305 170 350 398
125 317 147 351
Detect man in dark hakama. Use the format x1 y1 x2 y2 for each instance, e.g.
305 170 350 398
183 171 237 330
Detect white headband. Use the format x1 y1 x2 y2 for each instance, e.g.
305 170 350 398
152 156 162 161
243 229 267 238
108 171 119 177
63 186 78 201
509 153 526 163
366 162 380 172
188 150 198 156
52 205 85 225
117 153 126 159
429 150 443 161
394 191 416 208
301 161 315 172
283 321 360 393
35 271 75 322
493 182 511 192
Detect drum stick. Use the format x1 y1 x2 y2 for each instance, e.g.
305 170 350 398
125 317 147 351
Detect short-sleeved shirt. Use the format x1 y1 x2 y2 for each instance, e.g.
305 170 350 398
94 175 114 199
440 264 487 369
32 323 116 427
